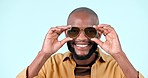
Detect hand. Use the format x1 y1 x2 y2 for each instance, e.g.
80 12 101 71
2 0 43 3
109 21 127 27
91 24 123 55
41 25 72 54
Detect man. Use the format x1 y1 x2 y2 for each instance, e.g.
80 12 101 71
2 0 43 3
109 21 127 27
17 7 144 78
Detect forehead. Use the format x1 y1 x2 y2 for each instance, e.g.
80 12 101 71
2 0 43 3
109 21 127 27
71 25 93 28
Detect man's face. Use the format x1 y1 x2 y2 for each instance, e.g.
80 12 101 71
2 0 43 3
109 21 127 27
66 12 100 60
69 25 95 56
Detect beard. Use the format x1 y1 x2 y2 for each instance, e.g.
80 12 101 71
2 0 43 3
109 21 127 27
67 40 98 60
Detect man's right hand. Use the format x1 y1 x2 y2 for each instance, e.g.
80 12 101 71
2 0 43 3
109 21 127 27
27 25 72 78
40 25 72 55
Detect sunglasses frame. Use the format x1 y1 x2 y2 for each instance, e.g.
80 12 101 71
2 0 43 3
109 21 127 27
66 27 98 39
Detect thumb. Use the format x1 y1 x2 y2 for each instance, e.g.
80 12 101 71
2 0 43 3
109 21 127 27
91 38 103 47
60 37 73 46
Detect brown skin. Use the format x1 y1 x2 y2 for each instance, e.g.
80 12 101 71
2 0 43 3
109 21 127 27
92 24 138 78
67 11 101 65
27 11 138 78
28 25 72 78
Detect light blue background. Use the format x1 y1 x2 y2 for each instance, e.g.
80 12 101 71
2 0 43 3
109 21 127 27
0 0 147 78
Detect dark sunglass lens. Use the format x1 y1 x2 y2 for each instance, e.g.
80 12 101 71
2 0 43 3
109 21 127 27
67 27 80 38
84 27 97 38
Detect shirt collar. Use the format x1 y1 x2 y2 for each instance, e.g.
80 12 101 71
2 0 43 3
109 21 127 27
62 48 107 62
96 48 107 62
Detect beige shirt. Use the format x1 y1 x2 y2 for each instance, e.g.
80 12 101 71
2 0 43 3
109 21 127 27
17 49 144 78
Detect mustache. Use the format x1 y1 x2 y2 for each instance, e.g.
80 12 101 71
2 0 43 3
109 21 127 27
71 39 93 45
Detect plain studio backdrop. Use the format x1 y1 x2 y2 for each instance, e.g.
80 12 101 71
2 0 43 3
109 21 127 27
0 0 147 78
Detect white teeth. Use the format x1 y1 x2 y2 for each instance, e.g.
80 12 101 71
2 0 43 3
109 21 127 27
76 44 88 47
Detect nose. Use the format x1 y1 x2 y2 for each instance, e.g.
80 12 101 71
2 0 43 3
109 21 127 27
76 31 88 40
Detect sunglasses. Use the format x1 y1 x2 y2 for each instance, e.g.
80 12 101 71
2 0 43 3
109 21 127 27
67 27 98 39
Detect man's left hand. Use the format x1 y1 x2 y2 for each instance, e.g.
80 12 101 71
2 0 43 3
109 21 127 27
91 24 123 55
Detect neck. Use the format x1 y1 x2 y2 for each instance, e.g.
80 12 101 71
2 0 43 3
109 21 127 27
73 53 97 66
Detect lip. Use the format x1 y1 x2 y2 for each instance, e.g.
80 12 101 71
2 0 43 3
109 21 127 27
71 40 93 50
74 44 91 51
76 44 88 47
74 41 91 45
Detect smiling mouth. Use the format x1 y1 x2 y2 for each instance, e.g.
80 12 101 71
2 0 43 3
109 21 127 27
72 40 93 46
71 41 93 50
67 40 98 60
76 44 88 47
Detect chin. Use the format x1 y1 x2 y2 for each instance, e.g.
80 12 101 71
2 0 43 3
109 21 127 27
67 40 98 60
75 50 90 56
74 45 92 56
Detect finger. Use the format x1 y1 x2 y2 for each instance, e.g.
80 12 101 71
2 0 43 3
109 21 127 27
103 30 109 36
93 24 108 29
104 26 117 37
99 24 110 27
48 27 65 36
48 27 57 34
95 25 115 36
46 27 60 39
94 24 112 29
93 25 106 33
91 38 103 47
94 26 109 36
48 25 71 33
53 28 62 35
60 37 73 46
56 25 71 32
103 25 114 31
45 33 59 40
97 31 102 37
53 25 72 35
